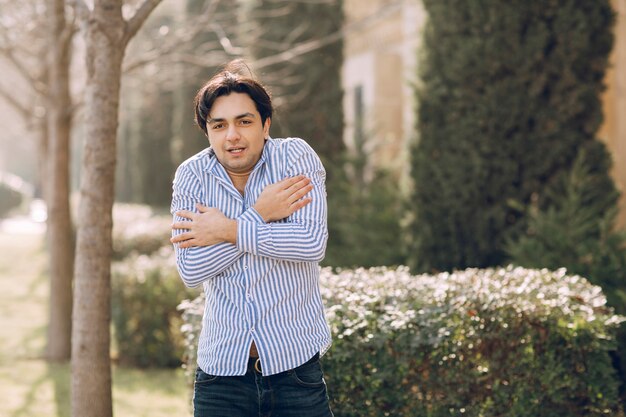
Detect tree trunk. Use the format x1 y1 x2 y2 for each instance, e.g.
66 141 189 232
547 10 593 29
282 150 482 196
71 1 161 415
71 2 125 416
36 115 49 201
46 0 74 362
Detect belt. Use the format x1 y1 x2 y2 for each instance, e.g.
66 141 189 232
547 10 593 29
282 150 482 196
248 352 320 375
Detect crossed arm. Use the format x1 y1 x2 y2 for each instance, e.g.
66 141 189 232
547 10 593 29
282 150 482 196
171 172 326 287
171 175 313 248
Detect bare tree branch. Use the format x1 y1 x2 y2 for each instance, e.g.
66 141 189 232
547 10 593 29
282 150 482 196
121 0 225 72
123 0 162 46
72 0 91 24
210 21 243 56
169 51 236 69
254 0 402 69
124 0 402 80
0 84 29 118
0 45 47 95
151 0 402 72
60 11 79 47
123 40 223 73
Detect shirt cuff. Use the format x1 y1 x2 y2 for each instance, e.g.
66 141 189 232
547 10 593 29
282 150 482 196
237 219 259 255
239 206 265 223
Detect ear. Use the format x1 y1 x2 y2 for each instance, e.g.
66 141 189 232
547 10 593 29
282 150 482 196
263 117 271 138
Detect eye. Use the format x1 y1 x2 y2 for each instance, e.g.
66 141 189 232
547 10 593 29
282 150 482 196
240 119 252 125
211 123 224 130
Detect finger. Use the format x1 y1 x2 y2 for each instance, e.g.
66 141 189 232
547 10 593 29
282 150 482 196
288 184 314 204
288 177 311 192
290 197 312 213
172 221 192 230
178 238 197 249
280 175 306 189
196 203 210 213
171 232 192 243
175 210 195 220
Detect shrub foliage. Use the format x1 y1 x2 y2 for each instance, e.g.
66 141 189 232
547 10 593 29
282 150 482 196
112 246 198 368
180 266 623 416
506 145 626 403
110 205 197 368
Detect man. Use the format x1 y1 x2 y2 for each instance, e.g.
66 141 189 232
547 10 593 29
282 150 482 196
170 60 333 417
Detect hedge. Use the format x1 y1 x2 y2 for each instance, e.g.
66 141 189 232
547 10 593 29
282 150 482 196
111 245 198 368
180 266 623 416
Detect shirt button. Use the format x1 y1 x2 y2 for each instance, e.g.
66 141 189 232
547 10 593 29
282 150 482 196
244 265 249 270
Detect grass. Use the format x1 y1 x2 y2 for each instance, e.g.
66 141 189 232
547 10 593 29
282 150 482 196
0 225 191 417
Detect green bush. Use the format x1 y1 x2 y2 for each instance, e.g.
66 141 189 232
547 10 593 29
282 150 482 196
112 245 198 368
325 162 407 269
0 180 23 218
180 266 623 416
507 145 626 404
506 145 625 303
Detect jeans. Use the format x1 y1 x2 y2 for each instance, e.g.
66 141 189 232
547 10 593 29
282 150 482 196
193 353 333 417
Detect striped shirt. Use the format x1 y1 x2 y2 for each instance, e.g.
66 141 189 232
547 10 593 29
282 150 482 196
171 137 332 376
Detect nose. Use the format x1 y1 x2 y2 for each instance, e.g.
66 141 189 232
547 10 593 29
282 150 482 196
225 124 240 141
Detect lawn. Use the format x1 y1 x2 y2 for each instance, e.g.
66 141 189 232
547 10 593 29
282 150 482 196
0 222 191 417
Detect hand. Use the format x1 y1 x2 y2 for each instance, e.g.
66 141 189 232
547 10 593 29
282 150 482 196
253 175 314 222
171 204 237 248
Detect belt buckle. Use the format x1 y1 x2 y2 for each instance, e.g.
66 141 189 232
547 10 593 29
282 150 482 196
254 358 262 373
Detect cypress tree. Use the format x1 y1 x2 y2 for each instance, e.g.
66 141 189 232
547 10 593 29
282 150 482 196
409 0 615 272
117 0 238 206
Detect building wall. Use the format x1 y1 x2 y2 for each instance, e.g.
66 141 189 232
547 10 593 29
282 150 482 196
342 0 425 185
600 0 626 226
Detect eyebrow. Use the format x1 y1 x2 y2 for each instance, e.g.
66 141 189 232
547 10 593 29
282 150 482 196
207 112 256 124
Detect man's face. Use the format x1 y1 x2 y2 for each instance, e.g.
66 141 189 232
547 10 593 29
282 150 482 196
206 92 270 175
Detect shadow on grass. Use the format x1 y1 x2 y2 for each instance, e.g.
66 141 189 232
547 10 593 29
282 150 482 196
48 363 70 417
8 362 70 417
18 325 47 360
5 361 188 417
113 365 187 393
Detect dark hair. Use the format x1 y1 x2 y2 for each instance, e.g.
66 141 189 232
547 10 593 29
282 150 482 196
194 60 273 135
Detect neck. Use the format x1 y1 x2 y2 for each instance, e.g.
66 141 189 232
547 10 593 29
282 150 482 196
227 169 253 178
227 169 252 195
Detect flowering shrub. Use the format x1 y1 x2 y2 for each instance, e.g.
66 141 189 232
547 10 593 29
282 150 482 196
111 245 199 367
178 293 206 385
112 203 172 260
180 266 623 416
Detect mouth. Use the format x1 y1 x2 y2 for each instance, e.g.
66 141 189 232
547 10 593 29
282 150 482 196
227 147 245 155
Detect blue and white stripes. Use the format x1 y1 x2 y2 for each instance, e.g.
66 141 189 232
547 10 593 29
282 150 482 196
171 138 331 376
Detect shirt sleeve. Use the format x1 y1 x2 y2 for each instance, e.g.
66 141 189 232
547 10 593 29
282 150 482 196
171 162 243 288
236 139 329 263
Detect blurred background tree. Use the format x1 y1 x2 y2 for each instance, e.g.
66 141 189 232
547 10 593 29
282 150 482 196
409 0 615 272
116 0 238 207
